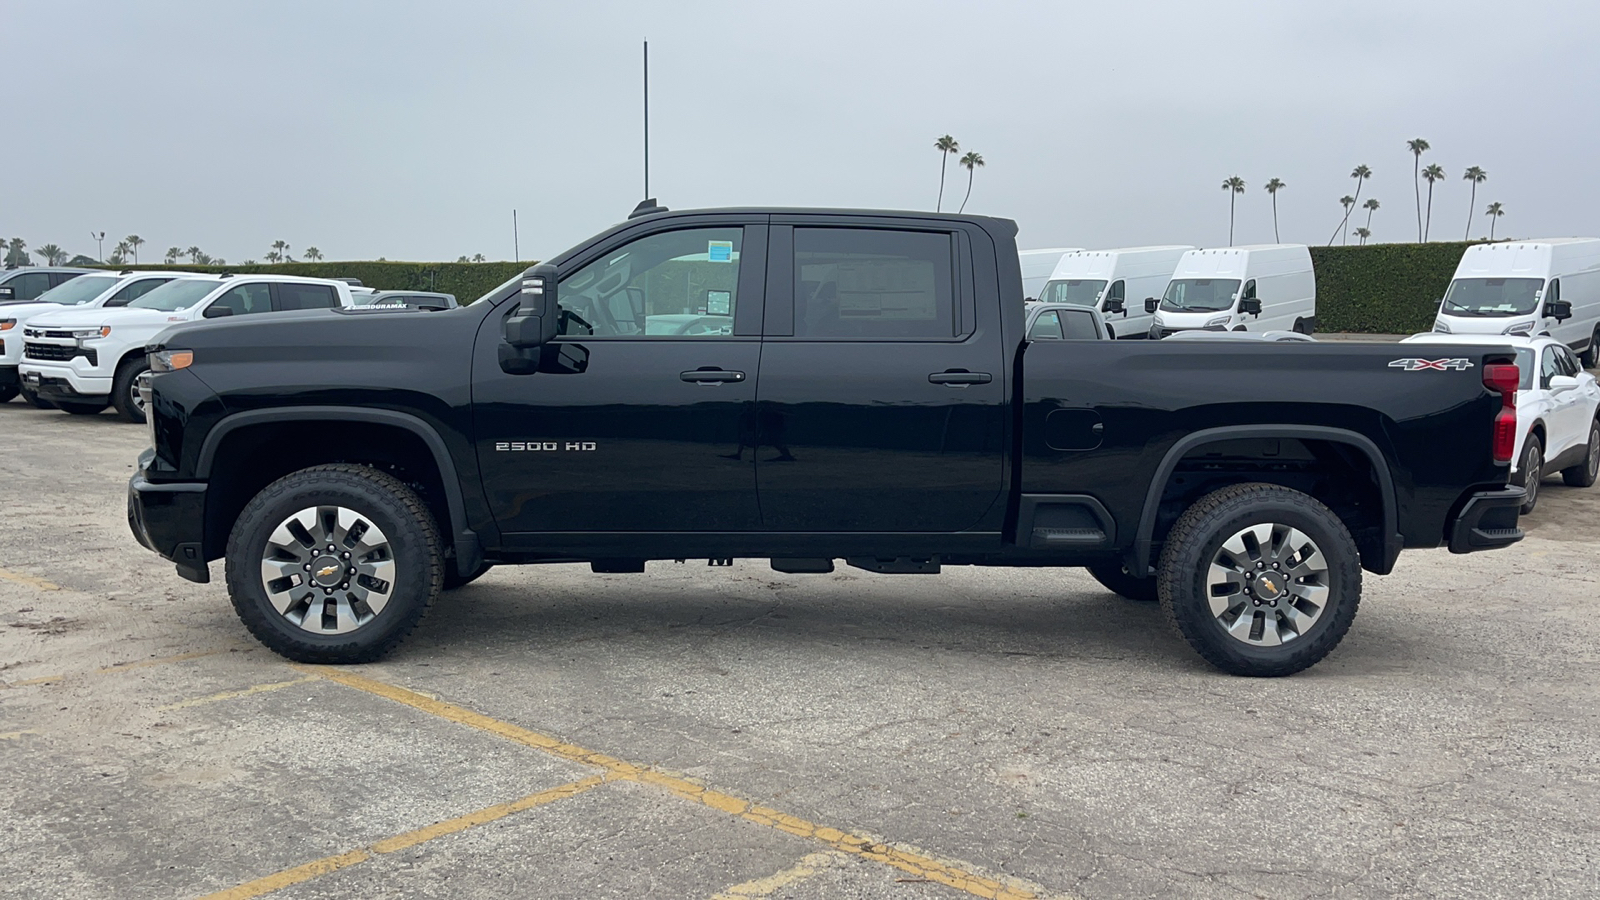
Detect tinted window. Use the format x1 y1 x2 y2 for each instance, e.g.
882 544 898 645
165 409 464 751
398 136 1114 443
1540 347 1561 389
8 272 52 300
48 271 87 287
1028 311 1063 339
275 282 339 311
107 277 174 306
1558 345 1581 377
793 229 954 338
205 283 273 317
1060 309 1102 340
557 227 742 337
1107 280 1125 304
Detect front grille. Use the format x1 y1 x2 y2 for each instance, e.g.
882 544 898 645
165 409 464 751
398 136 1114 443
24 343 96 365
23 328 76 339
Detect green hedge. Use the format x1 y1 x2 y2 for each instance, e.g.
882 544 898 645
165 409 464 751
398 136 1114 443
111 244 1475 333
94 261 533 304
1310 242 1473 334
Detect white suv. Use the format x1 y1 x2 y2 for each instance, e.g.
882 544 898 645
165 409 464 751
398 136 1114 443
2 270 196 407
20 274 354 422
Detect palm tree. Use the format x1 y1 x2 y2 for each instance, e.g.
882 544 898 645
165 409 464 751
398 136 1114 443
186 246 203 264
1328 196 1356 246
1407 138 1430 241
1421 163 1446 241
1485 201 1505 240
471 253 486 263
1461 166 1487 240
211 257 226 266
124 234 144 265
270 240 289 263
957 151 986 213
113 240 131 264
1341 165 1372 244
4 238 27 268
1363 198 1380 233
165 246 181 265
1355 227 1372 245
1221 176 1245 246
195 252 214 265
933 135 960 212
36 243 65 265
1264 178 1286 242
303 246 323 262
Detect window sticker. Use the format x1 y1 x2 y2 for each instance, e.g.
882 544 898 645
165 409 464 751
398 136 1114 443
706 290 731 315
707 240 733 263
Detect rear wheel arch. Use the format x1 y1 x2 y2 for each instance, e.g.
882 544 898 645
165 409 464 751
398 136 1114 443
1133 425 1398 577
196 408 481 578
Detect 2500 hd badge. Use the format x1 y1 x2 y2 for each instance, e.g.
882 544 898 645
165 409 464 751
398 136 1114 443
495 441 598 451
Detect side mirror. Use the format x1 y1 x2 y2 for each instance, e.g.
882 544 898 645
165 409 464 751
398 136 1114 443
504 264 560 349
1550 374 1580 392
203 306 233 318
1144 297 1159 314
1545 299 1572 322
1239 297 1263 316
1104 298 1125 314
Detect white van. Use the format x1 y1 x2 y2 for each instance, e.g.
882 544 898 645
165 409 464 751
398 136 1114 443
1037 246 1193 339
1431 238 1600 366
1018 248 1084 300
1146 245 1316 338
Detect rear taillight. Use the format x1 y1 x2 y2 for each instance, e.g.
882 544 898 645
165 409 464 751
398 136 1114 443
1484 363 1519 463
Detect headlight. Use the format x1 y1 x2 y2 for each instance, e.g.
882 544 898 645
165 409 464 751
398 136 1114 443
1206 315 1231 328
149 349 193 373
1433 319 1451 334
1502 321 1534 336
70 326 111 340
0 318 15 332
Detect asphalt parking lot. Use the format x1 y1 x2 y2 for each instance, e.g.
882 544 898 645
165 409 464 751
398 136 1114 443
2 402 1597 900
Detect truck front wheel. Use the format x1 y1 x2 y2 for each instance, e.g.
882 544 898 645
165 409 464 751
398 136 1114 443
1157 483 1361 677
224 464 442 663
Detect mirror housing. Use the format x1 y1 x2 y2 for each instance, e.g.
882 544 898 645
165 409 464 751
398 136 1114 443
1143 297 1159 314
1545 299 1572 322
1104 297 1125 314
504 264 560 349
1549 374 1581 392
1238 297 1263 316
203 306 233 318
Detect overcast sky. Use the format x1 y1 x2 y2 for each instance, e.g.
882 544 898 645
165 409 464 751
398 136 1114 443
6 0 1598 263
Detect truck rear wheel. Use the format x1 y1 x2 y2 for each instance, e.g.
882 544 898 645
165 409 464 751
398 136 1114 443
224 464 442 663
1086 560 1158 602
1157 482 1361 677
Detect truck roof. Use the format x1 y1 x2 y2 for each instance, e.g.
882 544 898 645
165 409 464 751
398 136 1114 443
1455 238 1600 278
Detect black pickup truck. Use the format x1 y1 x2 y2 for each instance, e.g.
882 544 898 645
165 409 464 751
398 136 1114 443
128 205 1530 676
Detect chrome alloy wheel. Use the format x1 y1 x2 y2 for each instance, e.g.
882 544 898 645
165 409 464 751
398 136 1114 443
1205 523 1330 647
259 506 395 634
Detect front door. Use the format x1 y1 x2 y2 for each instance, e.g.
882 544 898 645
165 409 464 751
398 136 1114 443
753 222 1007 532
474 222 767 536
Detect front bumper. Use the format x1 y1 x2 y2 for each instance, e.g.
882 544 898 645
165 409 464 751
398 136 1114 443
20 364 112 402
1448 487 1525 554
128 467 210 583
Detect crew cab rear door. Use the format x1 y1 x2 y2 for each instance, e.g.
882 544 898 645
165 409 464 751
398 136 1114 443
753 217 1008 532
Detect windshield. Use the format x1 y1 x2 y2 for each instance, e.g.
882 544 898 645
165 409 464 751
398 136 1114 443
1037 279 1107 307
129 279 220 311
1160 278 1240 313
34 275 118 305
1440 277 1544 317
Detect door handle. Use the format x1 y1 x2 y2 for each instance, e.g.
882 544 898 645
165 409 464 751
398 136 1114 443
680 367 746 384
928 369 992 385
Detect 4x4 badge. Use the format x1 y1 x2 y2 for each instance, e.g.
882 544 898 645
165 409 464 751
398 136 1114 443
1388 358 1474 371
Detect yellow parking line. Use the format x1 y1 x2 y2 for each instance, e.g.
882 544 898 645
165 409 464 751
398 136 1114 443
2 649 227 689
0 567 60 591
0 730 40 741
156 676 320 712
197 775 610 900
709 851 847 899
298 666 1063 900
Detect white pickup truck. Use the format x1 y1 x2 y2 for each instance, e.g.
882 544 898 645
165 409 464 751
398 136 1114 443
2 270 193 406
20 274 355 422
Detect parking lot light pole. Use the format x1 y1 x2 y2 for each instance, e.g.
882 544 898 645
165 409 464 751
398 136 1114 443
90 231 105 263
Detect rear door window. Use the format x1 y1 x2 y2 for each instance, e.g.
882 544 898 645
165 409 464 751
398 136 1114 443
205 283 273 318
8 272 52 300
274 282 340 311
1060 309 1102 339
1028 311 1063 340
792 228 955 339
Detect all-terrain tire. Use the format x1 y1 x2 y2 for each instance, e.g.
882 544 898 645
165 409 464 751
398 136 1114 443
1086 560 1159 602
224 464 442 663
111 358 150 423
1157 482 1362 677
1562 419 1600 488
